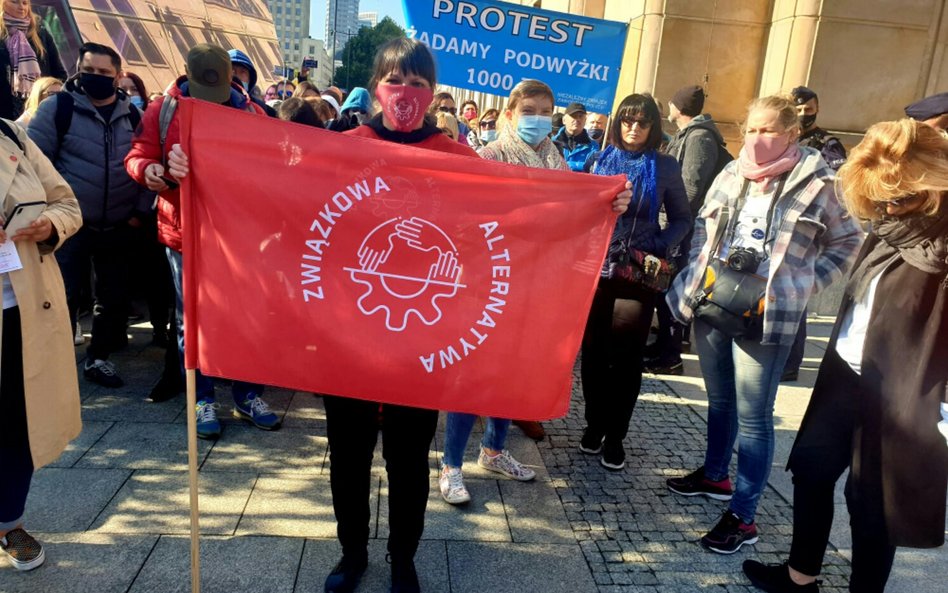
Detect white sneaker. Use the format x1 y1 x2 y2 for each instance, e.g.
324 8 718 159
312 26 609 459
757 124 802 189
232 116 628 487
439 465 471 505
74 321 84 345
477 448 536 481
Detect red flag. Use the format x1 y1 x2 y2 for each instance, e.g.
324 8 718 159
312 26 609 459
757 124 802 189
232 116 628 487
178 99 624 420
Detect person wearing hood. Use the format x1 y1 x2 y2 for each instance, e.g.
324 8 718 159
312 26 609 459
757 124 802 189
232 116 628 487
334 86 371 131
27 42 153 389
647 85 732 375
552 102 599 172
664 94 862 555
228 48 276 117
125 44 276 440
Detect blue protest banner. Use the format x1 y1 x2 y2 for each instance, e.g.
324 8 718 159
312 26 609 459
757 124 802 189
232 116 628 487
402 0 628 113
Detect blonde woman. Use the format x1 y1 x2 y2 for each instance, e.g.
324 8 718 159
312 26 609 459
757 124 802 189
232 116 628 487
665 95 862 554
14 75 59 125
0 0 66 119
435 110 458 141
744 119 948 593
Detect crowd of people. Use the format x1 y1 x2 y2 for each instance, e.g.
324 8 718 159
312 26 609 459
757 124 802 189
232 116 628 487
0 1 945 592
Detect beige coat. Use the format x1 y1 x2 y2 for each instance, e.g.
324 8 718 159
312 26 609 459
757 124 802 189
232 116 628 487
0 119 82 469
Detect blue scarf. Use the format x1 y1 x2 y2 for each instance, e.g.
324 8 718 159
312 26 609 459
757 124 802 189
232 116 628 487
594 144 659 223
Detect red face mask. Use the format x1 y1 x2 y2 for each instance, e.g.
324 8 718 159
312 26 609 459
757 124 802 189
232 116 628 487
375 84 433 132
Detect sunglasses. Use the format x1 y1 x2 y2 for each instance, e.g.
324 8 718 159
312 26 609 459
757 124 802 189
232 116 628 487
479 120 496 130
875 193 924 212
620 117 653 129
438 106 457 115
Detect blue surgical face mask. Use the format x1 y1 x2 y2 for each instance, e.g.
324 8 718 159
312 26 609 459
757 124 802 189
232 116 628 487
516 115 553 146
129 95 144 109
481 129 498 144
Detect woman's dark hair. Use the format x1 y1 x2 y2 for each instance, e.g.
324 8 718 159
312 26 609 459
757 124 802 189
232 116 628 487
277 97 323 128
368 38 437 93
609 93 663 152
118 70 149 108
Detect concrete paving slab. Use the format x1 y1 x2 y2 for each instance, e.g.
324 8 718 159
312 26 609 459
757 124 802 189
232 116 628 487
47 420 115 468
25 468 131 532
127 535 303 593
281 391 326 429
81 391 184 423
447 541 596 593
498 479 574 544
90 470 257 535
0 532 157 593
379 477 511 542
237 474 378 538
200 426 326 474
294 538 448 593
75 421 214 470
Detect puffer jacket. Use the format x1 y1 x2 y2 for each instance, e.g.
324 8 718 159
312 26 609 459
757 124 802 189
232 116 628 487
552 127 599 172
27 78 153 229
125 76 266 251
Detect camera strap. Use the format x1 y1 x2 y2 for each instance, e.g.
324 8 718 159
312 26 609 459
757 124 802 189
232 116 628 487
712 172 789 260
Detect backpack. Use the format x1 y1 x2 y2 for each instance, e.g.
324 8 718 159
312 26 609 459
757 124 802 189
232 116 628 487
53 92 143 155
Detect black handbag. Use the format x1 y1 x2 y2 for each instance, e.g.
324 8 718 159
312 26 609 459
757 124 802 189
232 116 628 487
692 175 788 339
604 237 675 292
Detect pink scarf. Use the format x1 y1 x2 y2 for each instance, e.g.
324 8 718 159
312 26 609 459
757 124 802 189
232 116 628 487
3 15 40 96
737 142 802 181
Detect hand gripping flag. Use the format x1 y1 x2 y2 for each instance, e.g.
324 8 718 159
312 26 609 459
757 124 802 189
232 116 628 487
178 98 625 420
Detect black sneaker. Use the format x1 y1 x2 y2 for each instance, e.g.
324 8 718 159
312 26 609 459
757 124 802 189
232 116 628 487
666 466 733 501
146 373 184 403
600 440 625 470
390 559 420 593
578 428 604 454
83 359 124 388
701 510 759 554
0 528 45 571
743 560 820 592
324 554 368 593
645 355 684 375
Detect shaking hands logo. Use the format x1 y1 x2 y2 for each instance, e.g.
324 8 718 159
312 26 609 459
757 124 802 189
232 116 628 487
346 217 465 332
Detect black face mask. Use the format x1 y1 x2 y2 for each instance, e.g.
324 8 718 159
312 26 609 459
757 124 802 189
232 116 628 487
800 113 817 129
79 73 116 101
587 128 605 142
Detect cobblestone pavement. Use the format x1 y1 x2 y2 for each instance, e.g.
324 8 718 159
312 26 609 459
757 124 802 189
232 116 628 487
537 369 851 592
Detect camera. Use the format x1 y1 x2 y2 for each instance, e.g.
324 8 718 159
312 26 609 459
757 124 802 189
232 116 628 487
726 247 763 272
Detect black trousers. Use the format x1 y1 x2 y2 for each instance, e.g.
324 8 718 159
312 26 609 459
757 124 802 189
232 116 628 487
787 350 896 592
580 280 656 443
324 395 438 563
56 225 133 360
0 307 33 530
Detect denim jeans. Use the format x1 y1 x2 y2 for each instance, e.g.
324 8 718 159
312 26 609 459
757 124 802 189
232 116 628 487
442 414 510 468
694 319 792 522
0 308 33 532
166 248 262 403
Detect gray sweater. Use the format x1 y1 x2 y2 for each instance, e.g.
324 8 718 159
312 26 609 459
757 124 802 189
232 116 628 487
28 80 152 229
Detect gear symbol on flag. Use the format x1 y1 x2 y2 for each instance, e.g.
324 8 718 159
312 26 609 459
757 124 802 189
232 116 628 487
346 217 464 332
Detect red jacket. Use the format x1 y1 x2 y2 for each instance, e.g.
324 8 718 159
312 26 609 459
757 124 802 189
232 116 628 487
125 76 266 251
345 121 478 157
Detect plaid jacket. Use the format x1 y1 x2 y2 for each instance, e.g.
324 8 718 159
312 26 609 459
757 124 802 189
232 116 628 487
666 147 863 345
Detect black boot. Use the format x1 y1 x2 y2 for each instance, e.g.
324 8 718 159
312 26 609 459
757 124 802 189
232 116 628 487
324 554 368 593
742 560 820 592
390 558 420 593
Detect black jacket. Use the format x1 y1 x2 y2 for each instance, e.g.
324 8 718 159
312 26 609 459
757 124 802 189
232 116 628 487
665 115 727 217
799 127 847 171
0 27 67 120
790 233 948 548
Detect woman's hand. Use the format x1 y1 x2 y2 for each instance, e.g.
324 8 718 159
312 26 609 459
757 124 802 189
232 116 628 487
144 163 169 192
168 144 189 180
12 215 53 243
612 181 633 214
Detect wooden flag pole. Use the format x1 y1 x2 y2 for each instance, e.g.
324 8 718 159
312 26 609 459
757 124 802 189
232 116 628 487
185 368 201 593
